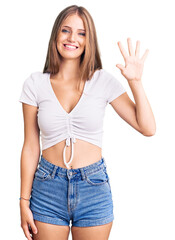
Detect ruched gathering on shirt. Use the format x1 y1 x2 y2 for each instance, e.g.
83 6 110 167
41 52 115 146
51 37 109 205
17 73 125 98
19 69 126 169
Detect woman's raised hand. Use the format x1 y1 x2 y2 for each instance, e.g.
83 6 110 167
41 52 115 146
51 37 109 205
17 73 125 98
116 38 149 82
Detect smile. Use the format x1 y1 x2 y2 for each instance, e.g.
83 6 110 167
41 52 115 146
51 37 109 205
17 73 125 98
63 44 78 51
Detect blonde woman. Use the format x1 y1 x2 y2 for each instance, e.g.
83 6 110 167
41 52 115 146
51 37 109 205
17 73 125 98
19 5 156 240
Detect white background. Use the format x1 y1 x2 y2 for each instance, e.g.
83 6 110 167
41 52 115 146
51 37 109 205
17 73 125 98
1 0 175 239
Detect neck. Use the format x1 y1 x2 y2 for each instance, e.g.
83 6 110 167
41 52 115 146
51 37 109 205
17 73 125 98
57 58 81 81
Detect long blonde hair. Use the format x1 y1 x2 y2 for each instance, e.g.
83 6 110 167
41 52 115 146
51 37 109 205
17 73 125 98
43 5 102 91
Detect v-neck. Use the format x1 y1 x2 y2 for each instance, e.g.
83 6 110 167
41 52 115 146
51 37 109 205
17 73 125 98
47 73 88 116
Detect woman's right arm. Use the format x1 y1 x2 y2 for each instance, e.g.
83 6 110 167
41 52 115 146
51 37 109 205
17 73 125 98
19 103 40 240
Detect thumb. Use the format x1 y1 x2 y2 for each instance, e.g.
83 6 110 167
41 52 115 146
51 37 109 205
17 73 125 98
30 220 38 234
116 64 125 71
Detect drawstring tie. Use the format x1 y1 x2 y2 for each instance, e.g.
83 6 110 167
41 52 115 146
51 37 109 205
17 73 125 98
63 136 76 169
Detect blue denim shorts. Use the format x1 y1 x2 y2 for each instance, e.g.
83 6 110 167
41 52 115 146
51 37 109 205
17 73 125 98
29 155 114 227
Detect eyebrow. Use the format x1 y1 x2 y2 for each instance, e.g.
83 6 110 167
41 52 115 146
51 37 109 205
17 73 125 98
62 25 86 31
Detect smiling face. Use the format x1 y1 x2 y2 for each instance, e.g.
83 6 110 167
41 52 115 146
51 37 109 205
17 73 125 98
57 14 86 61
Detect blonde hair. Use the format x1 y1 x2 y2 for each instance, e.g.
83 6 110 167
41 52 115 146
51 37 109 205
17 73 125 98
43 5 102 90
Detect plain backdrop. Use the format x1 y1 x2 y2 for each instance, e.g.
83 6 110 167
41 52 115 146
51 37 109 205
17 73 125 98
0 0 175 239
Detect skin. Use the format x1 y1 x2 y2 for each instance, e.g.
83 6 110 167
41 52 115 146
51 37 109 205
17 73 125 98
20 13 156 240
42 13 103 170
112 38 156 135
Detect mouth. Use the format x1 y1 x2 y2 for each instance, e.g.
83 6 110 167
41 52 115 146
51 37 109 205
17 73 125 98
63 44 79 50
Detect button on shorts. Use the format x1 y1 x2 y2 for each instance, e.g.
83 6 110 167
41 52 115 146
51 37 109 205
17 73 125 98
29 155 114 227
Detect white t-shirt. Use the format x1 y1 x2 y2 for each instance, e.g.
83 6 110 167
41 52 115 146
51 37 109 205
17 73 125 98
19 68 126 168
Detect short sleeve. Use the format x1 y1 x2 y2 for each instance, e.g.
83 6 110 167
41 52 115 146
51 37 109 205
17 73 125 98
19 74 38 107
106 75 126 104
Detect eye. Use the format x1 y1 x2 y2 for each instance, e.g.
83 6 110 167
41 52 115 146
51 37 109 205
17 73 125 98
62 29 69 33
62 29 85 36
79 33 86 36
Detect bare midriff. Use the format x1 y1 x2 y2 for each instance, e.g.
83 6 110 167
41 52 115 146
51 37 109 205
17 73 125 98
42 139 102 169
43 72 102 169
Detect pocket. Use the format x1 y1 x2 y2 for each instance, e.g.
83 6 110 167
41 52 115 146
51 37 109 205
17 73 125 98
34 165 51 181
107 177 112 193
85 167 108 186
103 167 112 192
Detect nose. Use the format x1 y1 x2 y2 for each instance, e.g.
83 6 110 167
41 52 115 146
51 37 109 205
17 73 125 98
67 32 76 42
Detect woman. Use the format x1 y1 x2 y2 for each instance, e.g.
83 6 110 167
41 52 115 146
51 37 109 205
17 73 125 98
19 5 156 240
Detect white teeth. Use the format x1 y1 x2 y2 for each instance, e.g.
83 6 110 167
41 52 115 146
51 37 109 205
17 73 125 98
65 44 77 49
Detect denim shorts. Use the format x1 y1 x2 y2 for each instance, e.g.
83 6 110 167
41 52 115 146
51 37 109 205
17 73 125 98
29 155 114 227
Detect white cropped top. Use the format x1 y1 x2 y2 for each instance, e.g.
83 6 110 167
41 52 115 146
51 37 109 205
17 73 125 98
19 69 126 168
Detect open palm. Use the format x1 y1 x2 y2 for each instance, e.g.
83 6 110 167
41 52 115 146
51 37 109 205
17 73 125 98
116 38 149 82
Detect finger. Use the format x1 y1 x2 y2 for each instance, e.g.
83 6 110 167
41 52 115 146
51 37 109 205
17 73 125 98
135 40 140 57
117 41 128 60
29 220 38 235
23 224 33 240
141 49 149 62
29 224 33 235
127 38 134 56
29 228 34 240
116 64 125 71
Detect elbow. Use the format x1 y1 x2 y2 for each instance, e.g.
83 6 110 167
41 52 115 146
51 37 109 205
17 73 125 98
137 121 156 137
142 132 155 137
142 129 156 137
139 125 156 137
22 142 40 156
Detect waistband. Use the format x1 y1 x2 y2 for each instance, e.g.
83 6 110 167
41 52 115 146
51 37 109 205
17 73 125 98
39 154 107 180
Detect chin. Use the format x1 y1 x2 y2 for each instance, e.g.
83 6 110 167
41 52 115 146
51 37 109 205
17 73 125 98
60 51 84 60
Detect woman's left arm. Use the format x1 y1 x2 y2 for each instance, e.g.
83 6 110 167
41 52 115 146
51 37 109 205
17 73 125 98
110 38 156 136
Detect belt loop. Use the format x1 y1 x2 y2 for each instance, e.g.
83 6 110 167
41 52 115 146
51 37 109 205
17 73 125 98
51 165 58 179
80 168 86 180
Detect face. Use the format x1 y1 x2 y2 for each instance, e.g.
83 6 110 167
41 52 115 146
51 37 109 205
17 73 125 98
57 14 86 60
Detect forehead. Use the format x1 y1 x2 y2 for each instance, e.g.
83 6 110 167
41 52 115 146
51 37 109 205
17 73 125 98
61 14 85 29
